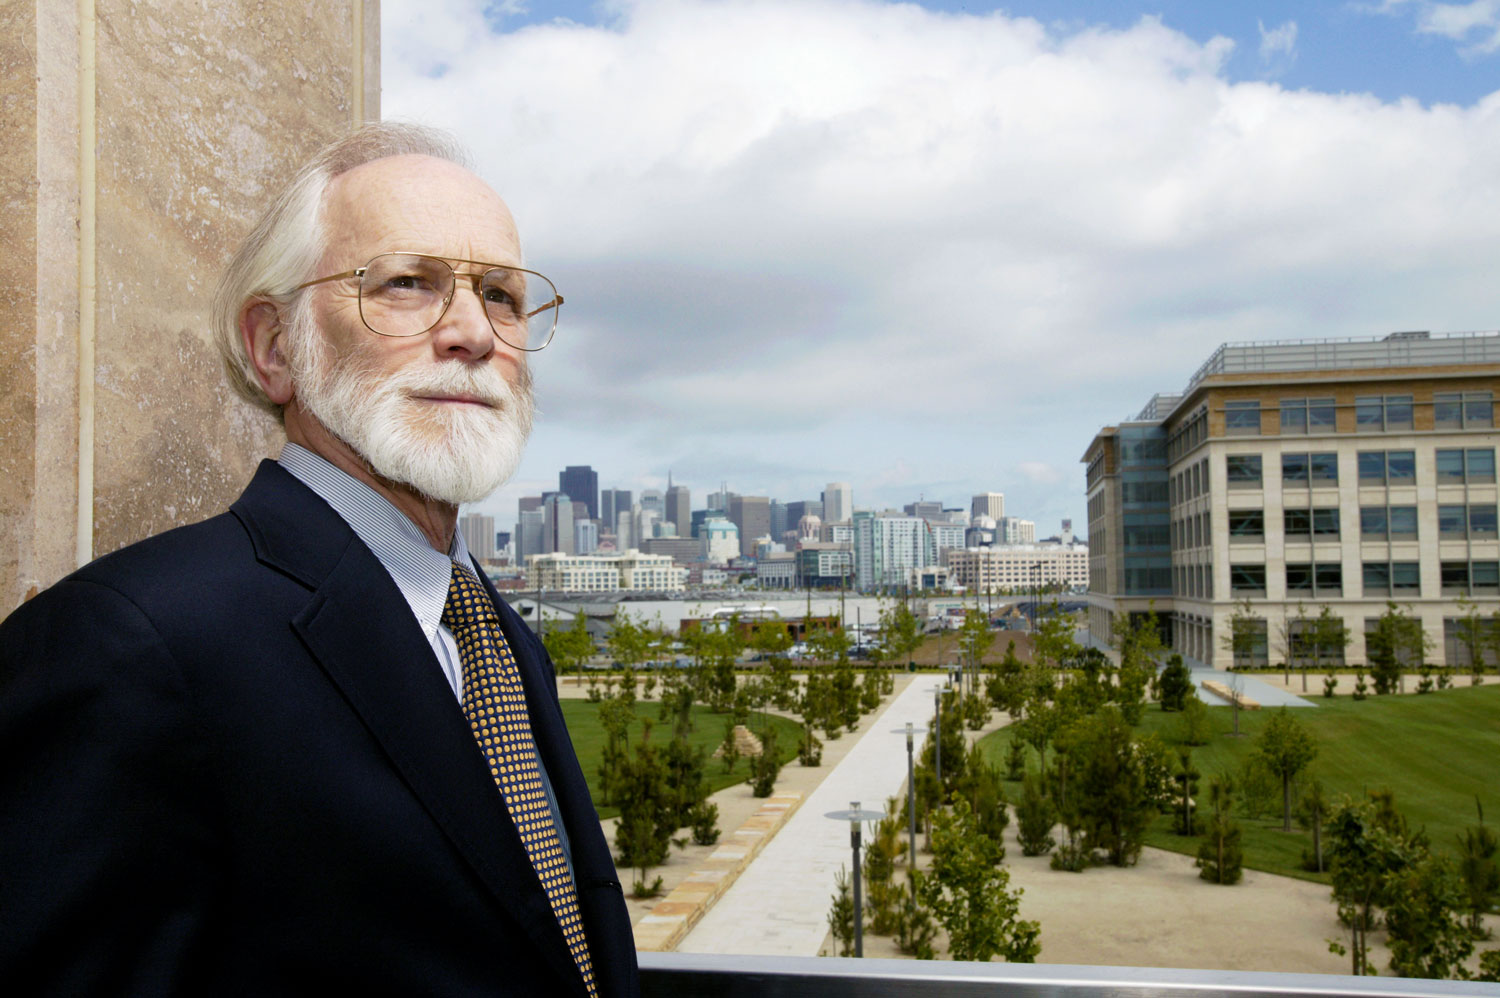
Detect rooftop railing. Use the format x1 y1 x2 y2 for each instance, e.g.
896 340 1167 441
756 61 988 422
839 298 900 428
639 953 1494 998
1185 330 1500 390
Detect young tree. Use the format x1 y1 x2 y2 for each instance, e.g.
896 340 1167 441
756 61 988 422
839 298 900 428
1196 774 1243 885
826 867 855 957
1158 654 1193 712
877 598 924 671
1223 599 1263 674
1311 605 1350 690
1326 797 1420 976
1111 611 1162 725
613 721 675 897
1367 602 1427 695
1016 770 1056 856
1252 707 1319 832
1298 778 1329 874
1457 801 1500 940
918 800 1041 963
1173 749 1201 836
1384 854 1475 979
543 610 595 686
1067 707 1152 867
1177 695 1211 747
1454 597 1491 685
957 607 995 691
606 612 650 675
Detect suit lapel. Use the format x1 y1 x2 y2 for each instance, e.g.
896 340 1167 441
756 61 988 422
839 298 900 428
233 463 587 995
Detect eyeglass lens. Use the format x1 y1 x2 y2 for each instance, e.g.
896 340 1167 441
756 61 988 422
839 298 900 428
356 253 557 349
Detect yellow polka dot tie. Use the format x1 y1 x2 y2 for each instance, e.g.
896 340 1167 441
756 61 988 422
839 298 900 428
442 565 597 997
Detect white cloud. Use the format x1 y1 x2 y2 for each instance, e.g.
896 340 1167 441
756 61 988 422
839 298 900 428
1256 19 1298 72
1366 0 1500 56
384 0 1500 522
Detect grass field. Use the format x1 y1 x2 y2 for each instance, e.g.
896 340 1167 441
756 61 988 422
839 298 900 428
561 699 805 819
979 684 1500 881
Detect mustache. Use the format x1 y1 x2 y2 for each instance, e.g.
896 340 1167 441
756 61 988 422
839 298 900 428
389 360 531 409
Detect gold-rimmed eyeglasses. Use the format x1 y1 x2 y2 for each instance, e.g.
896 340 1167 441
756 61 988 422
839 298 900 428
293 252 562 351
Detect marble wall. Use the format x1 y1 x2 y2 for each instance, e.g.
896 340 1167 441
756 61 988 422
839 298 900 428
2 1 380 609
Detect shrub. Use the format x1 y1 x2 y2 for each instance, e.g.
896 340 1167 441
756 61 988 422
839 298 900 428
1016 772 1056 856
688 799 720 846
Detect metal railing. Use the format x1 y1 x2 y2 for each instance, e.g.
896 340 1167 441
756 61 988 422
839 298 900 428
638 953 1493 998
1185 331 1500 390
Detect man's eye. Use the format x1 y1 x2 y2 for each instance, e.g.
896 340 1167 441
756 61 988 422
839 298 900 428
482 286 515 305
384 274 432 292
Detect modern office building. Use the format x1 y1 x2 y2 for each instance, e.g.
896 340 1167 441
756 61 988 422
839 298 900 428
796 543 854 588
665 482 691 540
822 482 853 524
515 508 545 565
904 499 943 520
601 489 632 530
542 493 575 556
573 519 598 556
459 513 496 560
769 500 788 543
786 499 823 525
998 517 1037 545
972 492 1006 521
703 517 741 564
1083 331 1500 669
728 495 771 558
559 465 599 522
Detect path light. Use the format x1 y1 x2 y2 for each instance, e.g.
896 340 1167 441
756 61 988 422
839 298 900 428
891 721 927 881
824 800 885 957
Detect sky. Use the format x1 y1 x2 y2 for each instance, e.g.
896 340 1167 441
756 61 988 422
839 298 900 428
381 0 1500 537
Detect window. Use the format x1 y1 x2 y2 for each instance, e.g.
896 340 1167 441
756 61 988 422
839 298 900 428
1280 397 1335 434
1355 394 1414 432
1286 563 1313 593
1360 505 1418 539
1363 561 1420 596
1472 505 1499 539
1434 391 1493 429
1443 561 1500 595
1226 455 1262 488
1224 400 1261 435
1284 508 1339 538
1436 448 1497 484
1358 450 1416 485
1439 504 1468 538
1228 509 1264 542
1444 617 1500 668
1286 562 1342 595
1231 617 1269 668
1230 564 1265 595
1283 453 1308 484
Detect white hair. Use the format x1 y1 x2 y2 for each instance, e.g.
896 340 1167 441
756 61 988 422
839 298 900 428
210 122 472 416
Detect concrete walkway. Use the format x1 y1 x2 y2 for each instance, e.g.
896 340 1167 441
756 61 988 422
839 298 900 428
676 675 940 956
1189 666 1317 708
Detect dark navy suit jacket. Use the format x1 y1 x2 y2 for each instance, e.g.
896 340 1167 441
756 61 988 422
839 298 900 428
0 461 638 997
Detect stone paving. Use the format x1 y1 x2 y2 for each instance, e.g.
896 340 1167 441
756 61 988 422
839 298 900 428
676 676 940 956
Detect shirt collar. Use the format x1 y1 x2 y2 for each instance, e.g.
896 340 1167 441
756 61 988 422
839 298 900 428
277 443 473 637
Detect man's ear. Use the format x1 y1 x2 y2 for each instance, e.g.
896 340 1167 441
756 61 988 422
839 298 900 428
240 299 295 406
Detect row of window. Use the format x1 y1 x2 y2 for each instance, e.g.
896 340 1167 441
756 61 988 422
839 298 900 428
1224 448 1497 488
1169 457 1211 508
1223 392 1494 435
1224 503 1497 541
1229 617 1500 669
1228 560 1499 596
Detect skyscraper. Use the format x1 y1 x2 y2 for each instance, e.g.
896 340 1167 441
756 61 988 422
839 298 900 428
728 496 771 558
601 489 632 529
822 482 852 523
665 481 691 540
543 494 575 555
559 465 599 522
459 513 496 560
971 492 1006 521
639 489 664 517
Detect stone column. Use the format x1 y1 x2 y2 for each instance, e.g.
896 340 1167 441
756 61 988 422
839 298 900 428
1 0 380 609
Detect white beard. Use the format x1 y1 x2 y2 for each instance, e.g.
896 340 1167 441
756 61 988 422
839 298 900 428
288 317 534 506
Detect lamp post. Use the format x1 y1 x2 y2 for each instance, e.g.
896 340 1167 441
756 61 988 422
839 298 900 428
892 721 926 878
824 801 884 957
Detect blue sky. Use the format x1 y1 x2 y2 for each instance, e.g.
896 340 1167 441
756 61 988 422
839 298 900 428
383 0 1500 537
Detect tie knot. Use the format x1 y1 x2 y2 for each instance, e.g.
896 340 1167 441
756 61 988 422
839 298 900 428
442 563 498 631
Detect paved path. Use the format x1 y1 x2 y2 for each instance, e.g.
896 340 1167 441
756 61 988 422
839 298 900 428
676 676 939 956
1189 666 1316 708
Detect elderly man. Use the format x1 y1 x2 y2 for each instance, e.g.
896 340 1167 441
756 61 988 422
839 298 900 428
0 124 638 997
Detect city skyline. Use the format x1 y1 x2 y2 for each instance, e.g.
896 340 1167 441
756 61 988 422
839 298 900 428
385 0 1500 535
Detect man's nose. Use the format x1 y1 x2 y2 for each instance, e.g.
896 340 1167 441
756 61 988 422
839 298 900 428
429 280 499 360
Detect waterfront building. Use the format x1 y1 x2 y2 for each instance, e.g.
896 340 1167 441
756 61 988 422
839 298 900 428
945 543 1090 593
527 549 688 593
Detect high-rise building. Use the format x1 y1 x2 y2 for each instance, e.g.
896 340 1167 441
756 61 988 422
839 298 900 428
665 482 691 540
999 517 1037 545
574 519 598 555
852 512 936 591
786 499 823 524
543 493 575 555
639 489 664 517
905 500 943 520
599 489 627 528
1084 330 1500 670
515 508 545 566
971 492 1006 521
769 500 788 543
458 513 496 560
706 488 735 513
822 482 852 523
728 495 771 558
558 466 599 522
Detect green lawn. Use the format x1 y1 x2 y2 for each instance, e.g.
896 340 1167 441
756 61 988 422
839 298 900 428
561 699 805 819
979 684 1500 881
